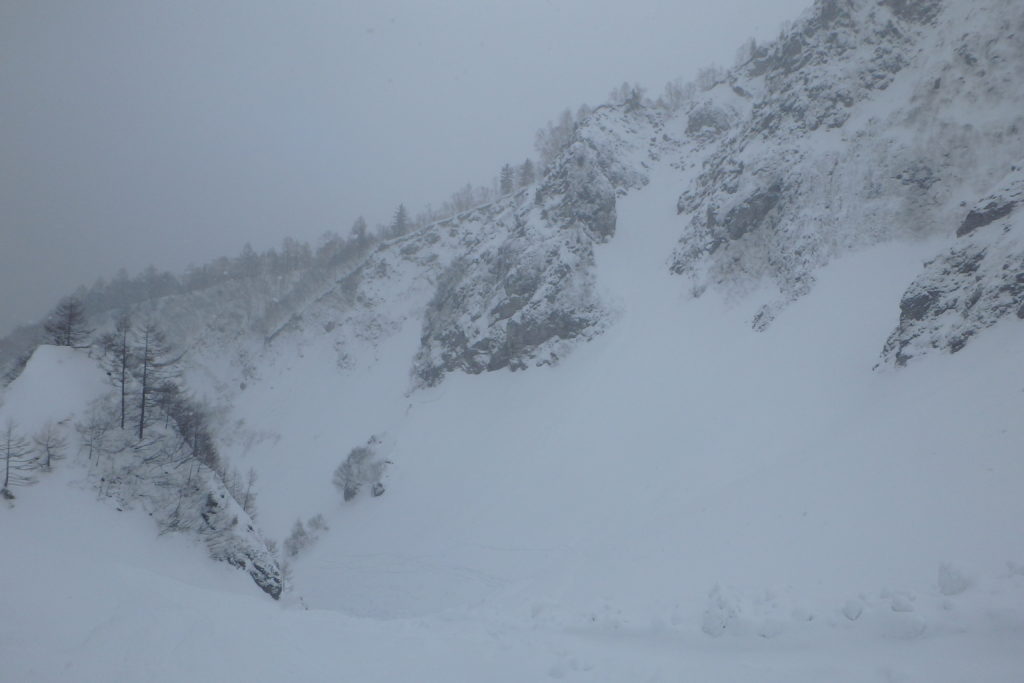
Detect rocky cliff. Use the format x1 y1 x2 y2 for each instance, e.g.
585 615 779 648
883 166 1024 365
669 0 1024 330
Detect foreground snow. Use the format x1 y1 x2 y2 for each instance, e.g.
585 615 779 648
3 453 1022 683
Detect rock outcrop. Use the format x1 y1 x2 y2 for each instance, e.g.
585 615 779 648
200 483 283 599
882 167 1024 365
411 106 662 386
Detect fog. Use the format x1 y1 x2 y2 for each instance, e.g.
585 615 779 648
0 0 810 335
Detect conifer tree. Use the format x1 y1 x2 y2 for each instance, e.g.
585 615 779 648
518 159 536 188
500 163 515 195
351 216 369 246
535 109 576 168
389 204 410 237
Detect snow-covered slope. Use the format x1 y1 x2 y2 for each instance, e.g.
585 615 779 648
5 156 1024 682
249 148 1024 616
3 0 1024 680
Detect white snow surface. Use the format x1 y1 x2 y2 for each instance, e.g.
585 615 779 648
4 156 1024 681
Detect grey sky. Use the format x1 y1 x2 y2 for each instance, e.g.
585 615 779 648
0 0 810 335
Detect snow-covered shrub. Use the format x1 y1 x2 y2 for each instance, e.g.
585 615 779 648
33 421 68 470
938 563 971 596
702 584 741 637
332 437 388 502
283 519 310 557
283 513 329 558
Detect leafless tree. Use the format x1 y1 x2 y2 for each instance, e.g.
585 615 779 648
43 297 93 347
133 321 183 439
2 419 36 497
99 311 134 429
33 421 68 470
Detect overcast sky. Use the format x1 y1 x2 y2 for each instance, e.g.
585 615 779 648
0 0 811 335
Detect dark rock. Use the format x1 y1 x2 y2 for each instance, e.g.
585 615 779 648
881 0 943 24
957 200 1015 237
414 227 604 387
955 251 985 274
899 290 938 321
722 183 784 240
895 163 939 191
686 104 733 139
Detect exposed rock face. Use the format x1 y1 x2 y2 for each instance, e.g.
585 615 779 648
957 200 1017 238
686 102 735 140
536 141 618 242
200 484 283 599
670 0 1024 318
882 167 1024 365
411 107 663 386
880 0 943 25
413 217 604 386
